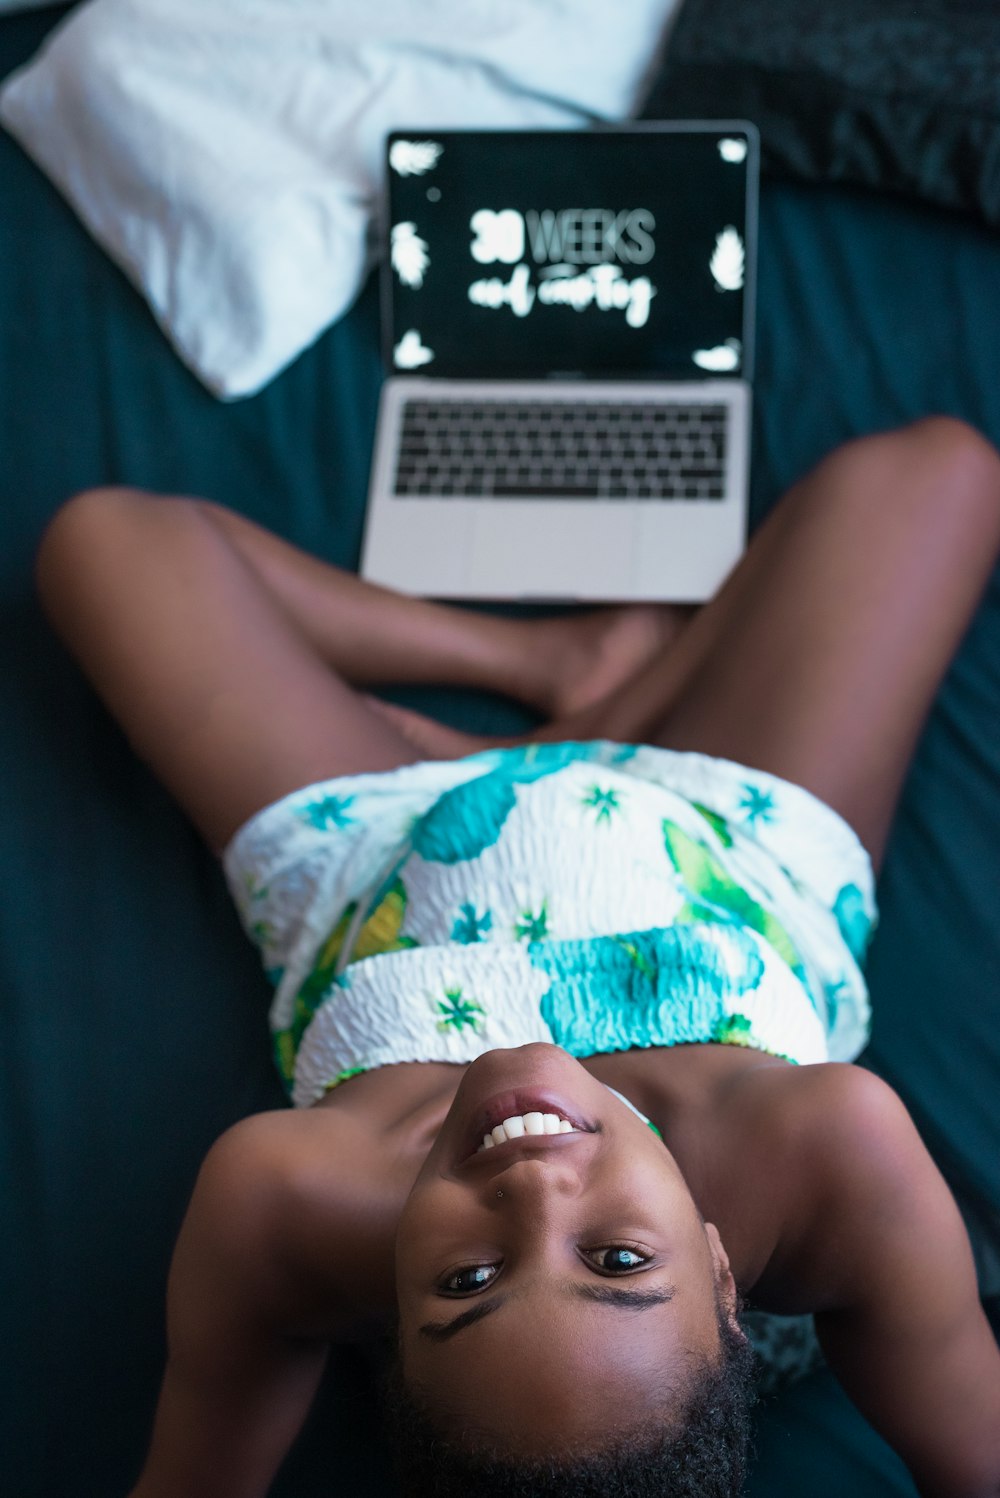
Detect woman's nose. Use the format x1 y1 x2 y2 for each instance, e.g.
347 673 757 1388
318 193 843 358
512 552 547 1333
489 1155 583 1201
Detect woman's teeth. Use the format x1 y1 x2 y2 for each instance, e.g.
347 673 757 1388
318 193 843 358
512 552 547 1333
478 1112 578 1151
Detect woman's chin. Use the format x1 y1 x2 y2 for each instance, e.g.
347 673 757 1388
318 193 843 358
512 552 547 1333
423 1045 613 1174
463 1041 583 1087
456 1043 594 1107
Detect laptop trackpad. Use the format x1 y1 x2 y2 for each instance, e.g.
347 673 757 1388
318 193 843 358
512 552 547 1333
467 502 634 600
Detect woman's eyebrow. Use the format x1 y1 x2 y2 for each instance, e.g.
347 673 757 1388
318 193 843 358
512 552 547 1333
419 1295 510 1342
570 1283 676 1309
418 1282 675 1342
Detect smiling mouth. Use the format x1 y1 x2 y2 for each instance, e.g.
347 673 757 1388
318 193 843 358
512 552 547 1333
477 1109 581 1152
458 1087 598 1166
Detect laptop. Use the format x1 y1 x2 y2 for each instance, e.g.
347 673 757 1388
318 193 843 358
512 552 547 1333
360 122 759 602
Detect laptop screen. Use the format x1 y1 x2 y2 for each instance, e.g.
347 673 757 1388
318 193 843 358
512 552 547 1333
383 125 757 382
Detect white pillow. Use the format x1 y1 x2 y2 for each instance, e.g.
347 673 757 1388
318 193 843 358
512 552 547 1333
0 0 682 399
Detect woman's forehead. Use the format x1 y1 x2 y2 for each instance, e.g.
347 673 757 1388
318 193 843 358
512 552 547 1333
402 1287 717 1454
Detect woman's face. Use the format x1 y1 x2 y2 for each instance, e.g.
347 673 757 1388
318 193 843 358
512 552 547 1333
395 1043 737 1455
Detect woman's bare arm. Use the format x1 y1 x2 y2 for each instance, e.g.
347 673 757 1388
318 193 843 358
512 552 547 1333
127 1113 383 1498
803 1071 1000 1496
130 1315 327 1498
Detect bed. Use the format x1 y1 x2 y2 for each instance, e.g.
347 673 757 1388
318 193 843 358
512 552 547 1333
3 3 999 1494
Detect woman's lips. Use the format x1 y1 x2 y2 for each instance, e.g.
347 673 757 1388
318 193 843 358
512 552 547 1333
457 1087 597 1166
459 1128 594 1172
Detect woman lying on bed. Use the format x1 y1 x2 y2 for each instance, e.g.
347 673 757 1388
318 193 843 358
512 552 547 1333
36 416 1000 1498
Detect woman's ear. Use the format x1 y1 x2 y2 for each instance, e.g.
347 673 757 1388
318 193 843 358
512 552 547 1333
704 1220 740 1331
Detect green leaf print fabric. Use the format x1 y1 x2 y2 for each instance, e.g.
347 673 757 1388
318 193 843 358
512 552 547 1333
662 818 810 986
272 877 417 1085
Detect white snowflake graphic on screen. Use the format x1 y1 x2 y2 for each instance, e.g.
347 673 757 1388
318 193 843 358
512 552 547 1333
710 227 745 291
394 330 434 369
389 139 444 177
718 138 748 164
692 339 742 372
391 222 430 288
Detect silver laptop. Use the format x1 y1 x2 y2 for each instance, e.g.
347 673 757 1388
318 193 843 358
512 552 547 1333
360 122 759 602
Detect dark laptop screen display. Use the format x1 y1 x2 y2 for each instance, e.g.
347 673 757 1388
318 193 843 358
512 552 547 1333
384 127 755 381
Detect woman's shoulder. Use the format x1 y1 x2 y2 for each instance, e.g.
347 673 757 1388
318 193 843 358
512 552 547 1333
726 1056 901 1142
721 1061 924 1309
194 1106 404 1334
737 1059 913 1190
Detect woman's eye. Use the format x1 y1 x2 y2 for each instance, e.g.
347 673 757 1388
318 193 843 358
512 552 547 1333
587 1246 650 1273
440 1263 498 1294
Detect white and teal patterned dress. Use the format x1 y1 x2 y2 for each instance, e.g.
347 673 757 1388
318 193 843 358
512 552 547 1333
222 741 876 1109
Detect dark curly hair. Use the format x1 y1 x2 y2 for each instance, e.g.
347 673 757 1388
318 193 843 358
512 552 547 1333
388 1308 756 1497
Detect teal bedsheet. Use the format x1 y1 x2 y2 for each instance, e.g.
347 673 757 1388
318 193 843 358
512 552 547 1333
3 8 998 1496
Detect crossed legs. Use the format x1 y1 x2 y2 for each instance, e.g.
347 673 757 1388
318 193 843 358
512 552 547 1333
35 418 1000 871
34 487 685 851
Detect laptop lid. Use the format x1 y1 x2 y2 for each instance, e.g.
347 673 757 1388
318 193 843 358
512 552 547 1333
382 122 759 384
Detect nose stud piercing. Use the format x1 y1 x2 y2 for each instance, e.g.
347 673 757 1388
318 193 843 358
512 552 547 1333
496 1189 504 1199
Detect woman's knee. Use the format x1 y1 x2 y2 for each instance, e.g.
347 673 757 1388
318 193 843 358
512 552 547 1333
832 415 997 478
874 415 1000 507
36 487 179 601
39 485 139 565
42 483 158 538
811 416 1000 534
37 488 118 607
899 417 1000 550
34 489 209 651
899 415 1000 482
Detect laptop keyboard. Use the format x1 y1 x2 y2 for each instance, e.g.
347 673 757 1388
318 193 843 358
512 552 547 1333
392 398 729 500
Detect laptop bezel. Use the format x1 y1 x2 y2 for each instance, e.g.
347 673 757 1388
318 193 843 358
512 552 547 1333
377 119 760 386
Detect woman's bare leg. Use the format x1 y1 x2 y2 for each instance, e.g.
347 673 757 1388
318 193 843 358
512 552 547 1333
38 419 999 866
523 417 1000 870
34 487 684 853
36 490 408 854
195 500 690 721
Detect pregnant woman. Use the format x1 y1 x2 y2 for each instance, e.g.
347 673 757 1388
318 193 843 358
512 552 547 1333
35 417 1000 1496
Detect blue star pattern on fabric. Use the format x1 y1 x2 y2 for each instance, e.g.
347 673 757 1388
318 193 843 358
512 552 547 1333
434 986 487 1034
738 784 776 827
515 902 550 941
298 793 356 831
451 902 493 944
581 784 624 824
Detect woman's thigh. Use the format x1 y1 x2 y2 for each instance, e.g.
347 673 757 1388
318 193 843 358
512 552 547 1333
36 488 419 854
648 418 1000 868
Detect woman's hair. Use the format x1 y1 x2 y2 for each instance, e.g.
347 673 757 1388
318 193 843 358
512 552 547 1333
388 1309 757 1498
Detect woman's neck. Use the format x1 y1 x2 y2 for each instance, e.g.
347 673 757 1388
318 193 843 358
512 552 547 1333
315 1045 786 1199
